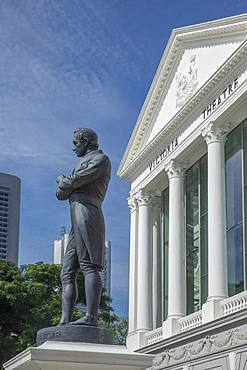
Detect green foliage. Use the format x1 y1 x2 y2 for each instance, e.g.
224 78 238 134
98 314 128 345
0 261 128 368
0 261 62 366
97 289 128 345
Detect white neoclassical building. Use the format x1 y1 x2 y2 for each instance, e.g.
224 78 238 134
118 14 247 369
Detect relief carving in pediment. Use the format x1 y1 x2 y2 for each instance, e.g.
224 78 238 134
175 54 199 109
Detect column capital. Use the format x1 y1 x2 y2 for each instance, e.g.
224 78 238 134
136 189 150 206
128 195 138 213
202 122 230 145
165 160 187 179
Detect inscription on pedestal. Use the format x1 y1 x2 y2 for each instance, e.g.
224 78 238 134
36 325 113 346
37 329 62 344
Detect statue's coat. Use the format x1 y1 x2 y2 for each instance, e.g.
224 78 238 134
57 149 111 268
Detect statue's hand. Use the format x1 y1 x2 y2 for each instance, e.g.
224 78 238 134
56 175 65 184
57 175 73 191
56 189 70 201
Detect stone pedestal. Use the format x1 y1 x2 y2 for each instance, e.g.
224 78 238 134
3 341 154 370
37 325 113 346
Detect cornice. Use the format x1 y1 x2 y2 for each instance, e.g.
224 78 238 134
175 13 247 40
176 21 247 42
118 14 247 180
118 32 180 175
119 38 247 180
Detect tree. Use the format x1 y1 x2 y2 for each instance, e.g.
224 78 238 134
98 314 128 345
0 261 63 365
0 261 128 367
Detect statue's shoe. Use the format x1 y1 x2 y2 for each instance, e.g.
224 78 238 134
57 322 69 326
68 316 98 327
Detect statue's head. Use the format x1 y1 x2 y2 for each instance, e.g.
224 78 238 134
73 128 99 157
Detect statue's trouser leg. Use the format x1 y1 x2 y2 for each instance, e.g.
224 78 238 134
71 201 104 322
81 262 102 320
60 281 78 324
60 231 79 325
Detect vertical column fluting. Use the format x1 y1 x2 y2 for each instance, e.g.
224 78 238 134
202 122 229 302
136 190 153 332
163 160 186 338
150 195 162 329
127 195 138 334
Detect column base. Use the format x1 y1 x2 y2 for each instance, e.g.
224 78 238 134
126 330 148 351
202 299 224 324
163 316 182 339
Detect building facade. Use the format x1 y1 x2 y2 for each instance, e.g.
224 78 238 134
53 226 69 265
0 172 21 265
118 14 247 369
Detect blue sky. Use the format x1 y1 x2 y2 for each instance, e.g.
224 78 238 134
0 0 247 316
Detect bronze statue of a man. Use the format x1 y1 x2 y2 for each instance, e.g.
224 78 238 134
56 128 111 326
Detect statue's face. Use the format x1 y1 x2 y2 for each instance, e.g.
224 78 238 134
73 135 88 157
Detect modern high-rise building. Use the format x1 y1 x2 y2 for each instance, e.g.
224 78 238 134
0 172 21 265
53 228 111 295
99 240 111 295
53 226 69 265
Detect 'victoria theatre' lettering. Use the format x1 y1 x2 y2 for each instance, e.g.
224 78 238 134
202 78 238 119
149 138 178 172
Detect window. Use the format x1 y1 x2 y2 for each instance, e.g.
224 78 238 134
186 155 208 314
225 119 247 296
161 119 247 321
0 188 8 261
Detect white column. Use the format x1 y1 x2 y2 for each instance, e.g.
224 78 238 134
150 195 162 329
163 160 186 338
202 122 229 323
127 196 138 334
136 190 153 332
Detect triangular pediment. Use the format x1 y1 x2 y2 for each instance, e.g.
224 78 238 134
147 38 243 142
118 14 247 179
